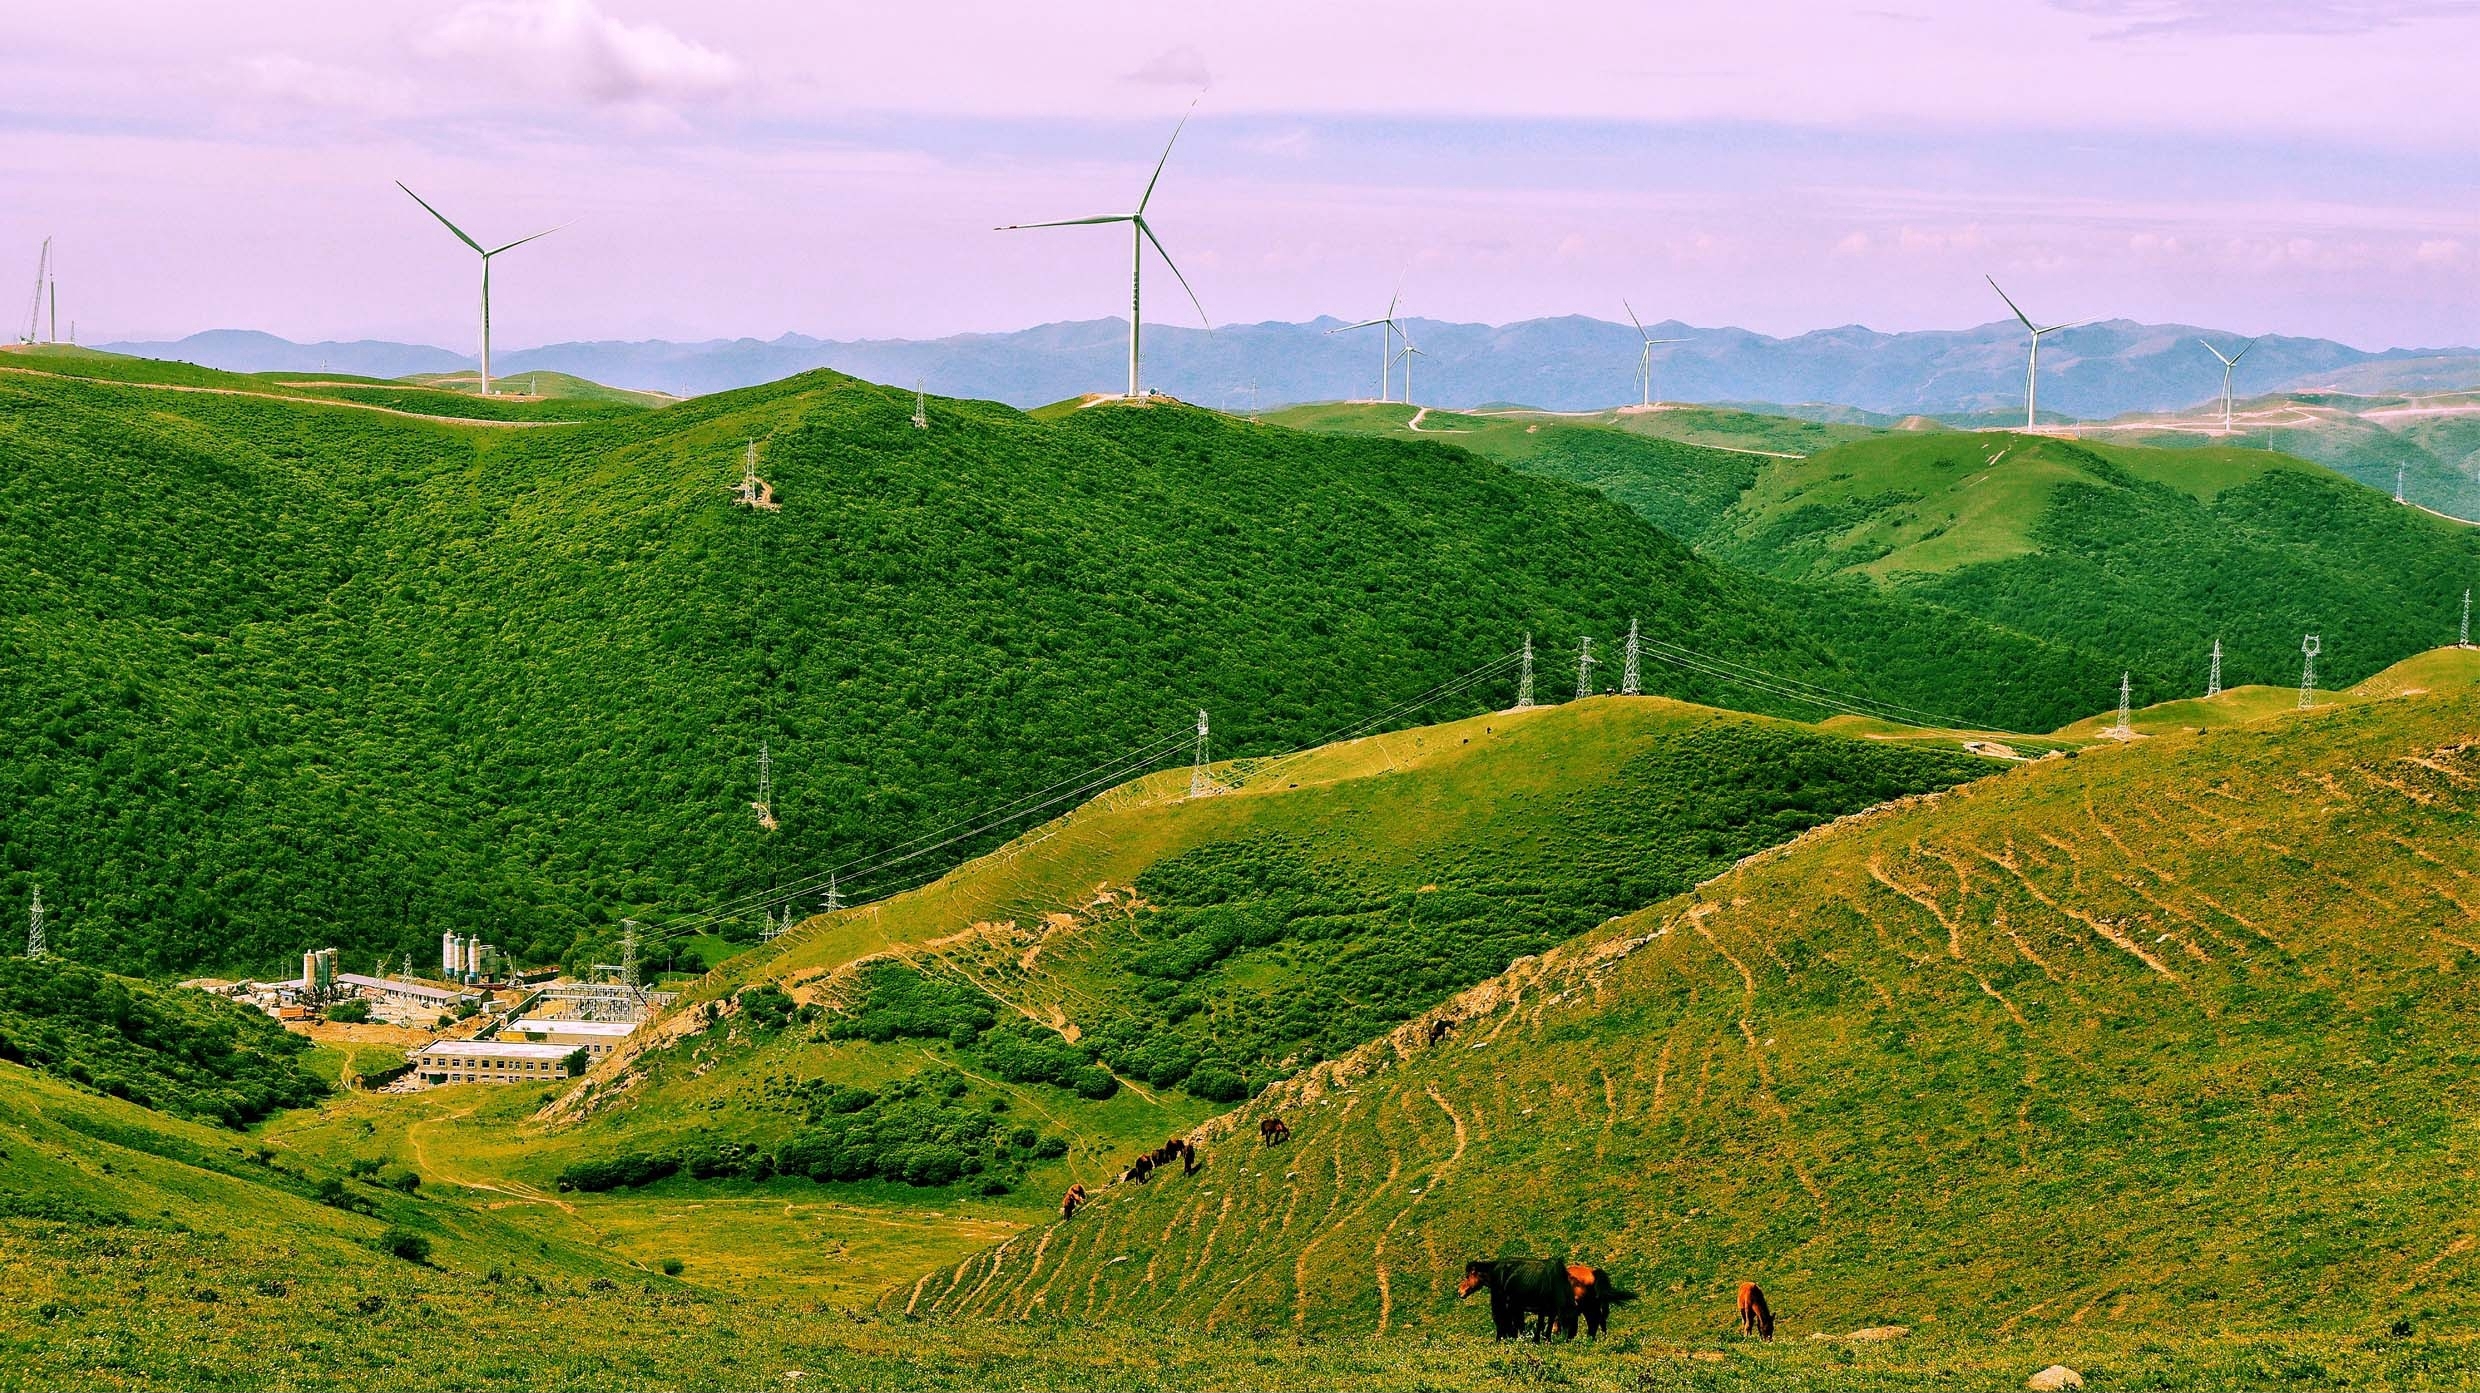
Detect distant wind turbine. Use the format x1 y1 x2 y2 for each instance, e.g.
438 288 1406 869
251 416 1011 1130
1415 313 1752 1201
1623 301 1686 408
1395 337 1428 407
2198 337 2257 436
1329 291 1403 402
1987 276 2095 431
395 182 564 398
997 101 1209 400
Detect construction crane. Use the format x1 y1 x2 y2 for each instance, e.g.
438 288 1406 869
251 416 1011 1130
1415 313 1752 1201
23 237 49 344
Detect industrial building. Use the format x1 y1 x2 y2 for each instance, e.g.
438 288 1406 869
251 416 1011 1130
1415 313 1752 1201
503 1016 637 1060
440 932 503 985
410 1039 581 1086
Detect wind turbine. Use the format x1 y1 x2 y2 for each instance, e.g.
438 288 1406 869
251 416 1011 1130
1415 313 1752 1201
2198 336 2256 436
1623 300 1686 408
997 102 1209 400
1329 291 1402 402
396 182 563 397
1394 337 1428 407
1987 276 2096 431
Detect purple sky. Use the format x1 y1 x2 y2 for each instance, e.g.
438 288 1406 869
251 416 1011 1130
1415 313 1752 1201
7 0 2477 351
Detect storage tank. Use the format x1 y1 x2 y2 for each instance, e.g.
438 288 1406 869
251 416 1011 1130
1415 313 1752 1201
442 931 458 976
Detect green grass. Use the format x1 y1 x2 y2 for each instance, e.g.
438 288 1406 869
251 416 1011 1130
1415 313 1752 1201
1 352 2104 982
921 653 2480 1356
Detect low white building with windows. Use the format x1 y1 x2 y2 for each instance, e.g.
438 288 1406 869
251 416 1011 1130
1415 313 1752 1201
411 1039 579 1086
504 1016 638 1061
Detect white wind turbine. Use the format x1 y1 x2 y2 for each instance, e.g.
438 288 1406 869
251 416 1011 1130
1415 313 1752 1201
1623 300 1686 408
1329 291 1403 402
396 182 564 397
1987 275 2096 431
998 102 1209 400
2198 336 2257 436
1394 336 1428 407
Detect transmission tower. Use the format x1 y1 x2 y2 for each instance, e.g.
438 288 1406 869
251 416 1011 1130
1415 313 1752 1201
25 885 46 960
2113 671 2132 737
912 380 929 430
753 741 776 830
1575 636 1597 701
1620 618 1642 696
2207 638 2222 698
760 909 783 943
620 919 640 995
737 440 761 506
1514 634 1536 710
2462 590 2471 649
1187 709 1220 799
822 873 843 914
2298 635 2320 710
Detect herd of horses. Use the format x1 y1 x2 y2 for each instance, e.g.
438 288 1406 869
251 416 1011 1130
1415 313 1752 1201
1057 1110 1775 1342
1458 1261 1774 1343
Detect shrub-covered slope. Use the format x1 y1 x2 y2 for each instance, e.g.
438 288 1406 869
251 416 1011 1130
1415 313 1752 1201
546 698 1988 1194
0 959 327 1126
0 356 2091 979
917 652 2480 1347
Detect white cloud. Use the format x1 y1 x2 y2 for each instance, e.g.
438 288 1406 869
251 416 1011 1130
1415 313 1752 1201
422 0 739 106
1125 45 1212 89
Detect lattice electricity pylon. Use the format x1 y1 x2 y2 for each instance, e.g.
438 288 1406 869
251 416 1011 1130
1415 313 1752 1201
2298 635 2321 710
25 885 45 960
1575 636 1597 701
1514 634 1535 710
1620 618 1642 696
2113 671 2132 737
2207 638 2222 698
1187 709 1223 798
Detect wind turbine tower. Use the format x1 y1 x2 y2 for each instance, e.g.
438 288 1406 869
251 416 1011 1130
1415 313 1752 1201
1395 337 1429 407
2198 337 2256 435
1987 276 2095 431
2462 590 2471 649
22 237 49 344
1623 301 1686 408
1330 292 1403 402
396 182 564 397
997 101 1209 400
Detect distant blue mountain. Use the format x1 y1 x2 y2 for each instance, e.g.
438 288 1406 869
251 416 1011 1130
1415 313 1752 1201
102 318 2476 419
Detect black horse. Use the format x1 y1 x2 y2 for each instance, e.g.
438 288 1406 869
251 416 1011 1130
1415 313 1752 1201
1458 1258 1576 1341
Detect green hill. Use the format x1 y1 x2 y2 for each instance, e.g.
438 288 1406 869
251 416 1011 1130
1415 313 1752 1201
917 653 2480 1370
0 353 2099 981
1700 433 2480 696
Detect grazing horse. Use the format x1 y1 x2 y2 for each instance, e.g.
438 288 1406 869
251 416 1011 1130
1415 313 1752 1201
1559 1264 1634 1338
1259 1117 1291 1147
1458 1259 1575 1342
1737 1281 1774 1340
1427 1017 1456 1046
1059 1183 1086 1220
1121 1154 1153 1185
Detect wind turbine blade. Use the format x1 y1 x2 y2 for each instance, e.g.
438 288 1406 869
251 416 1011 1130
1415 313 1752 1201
488 222 569 257
1135 99 1199 216
1647 338 1687 346
2198 337 2235 366
996 215 1134 230
2037 317 2100 335
1985 275 2035 332
1327 317 1389 333
1137 219 1209 329
397 182 483 255
1624 299 1647 340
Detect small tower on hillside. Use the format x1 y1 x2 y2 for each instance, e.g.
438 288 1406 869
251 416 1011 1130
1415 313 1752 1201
1187 709 1222 799
2113 671 2132 737
753 741 778 830
2207 638 2222 698
2462 590 2471 649
822 873 844 914
1514 634 1536 710
1620 618 1642 696
912 380 929 431
2298 635 2321 710
25 885 46 961
733 440 781 511
1575 636 1597 701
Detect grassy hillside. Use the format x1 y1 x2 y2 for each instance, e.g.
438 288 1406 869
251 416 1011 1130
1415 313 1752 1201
0 959 328 1126
1702 433 2480 694
517 698 1987 1207
918 652 2480 1369
1 353 2099 980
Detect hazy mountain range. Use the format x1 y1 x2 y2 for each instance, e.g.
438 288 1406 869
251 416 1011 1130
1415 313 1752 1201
102 318 2480 419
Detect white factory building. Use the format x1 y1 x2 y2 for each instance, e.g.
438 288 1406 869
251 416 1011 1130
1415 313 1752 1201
411 1040 581 1086
504 1016 637 1060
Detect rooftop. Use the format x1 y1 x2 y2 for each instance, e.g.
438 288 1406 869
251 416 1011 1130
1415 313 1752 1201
507 1018 638 1037
415 1040 577 1061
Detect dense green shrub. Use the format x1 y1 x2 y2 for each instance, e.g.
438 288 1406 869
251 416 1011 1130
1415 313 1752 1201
324 999 371 1024
827 963 994 1044
374 1228 430 1263
0 959 326 1127
555 1152 678 1193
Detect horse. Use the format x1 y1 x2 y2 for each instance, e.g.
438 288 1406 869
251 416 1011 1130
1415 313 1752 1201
1260 1117 1291 1147
1059 1183 1086 1220
1120 1154 1153 1185
1737 1281 1774 1340
1427 1017 1456 1046
1559 1264 1634 1338
1458 1259 1575 1342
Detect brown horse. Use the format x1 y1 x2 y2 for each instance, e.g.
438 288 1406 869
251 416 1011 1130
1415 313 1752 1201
1560 1264 1634 1338
1059 1183 1086 1220
1260 1117 1291 1147
1459 1259 1575 1342
1427 1017 1456 1046
1738 1281 1774 1340
1121 1153 1153 1184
